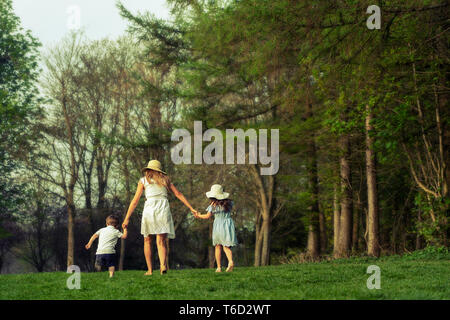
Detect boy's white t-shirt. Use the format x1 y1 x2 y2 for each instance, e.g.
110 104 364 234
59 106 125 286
95 226 123 254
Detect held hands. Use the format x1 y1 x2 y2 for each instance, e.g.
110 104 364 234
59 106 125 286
191 209 200 218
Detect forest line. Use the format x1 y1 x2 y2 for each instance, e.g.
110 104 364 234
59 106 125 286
0 0 448 273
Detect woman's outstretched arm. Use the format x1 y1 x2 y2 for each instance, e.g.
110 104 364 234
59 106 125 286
122 182 144 228
169 183 197 215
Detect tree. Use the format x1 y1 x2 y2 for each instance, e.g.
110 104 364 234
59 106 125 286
32 32 86 267
0 0 42 264
15 194 55 272
365 105 380 256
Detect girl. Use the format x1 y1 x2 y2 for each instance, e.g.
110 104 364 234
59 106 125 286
122 160 197 275
196 184 238 272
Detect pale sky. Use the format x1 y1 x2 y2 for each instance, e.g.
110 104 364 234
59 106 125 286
12 0 172 47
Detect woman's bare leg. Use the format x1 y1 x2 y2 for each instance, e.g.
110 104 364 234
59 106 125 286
165 237 170 271
223 246 234 272
156 233 168 274
143 236 153 275
215 245 222 272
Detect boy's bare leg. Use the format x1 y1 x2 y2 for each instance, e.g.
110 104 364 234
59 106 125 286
95 263 102 272
223 246 234 272
156 234 167 274
215 245 222 272
144 236 153 275
109 266 115 278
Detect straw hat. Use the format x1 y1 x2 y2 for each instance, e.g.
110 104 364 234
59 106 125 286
141 160 166 175
206 184 230 200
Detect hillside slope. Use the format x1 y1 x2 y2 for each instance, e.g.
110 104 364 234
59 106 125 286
0 254 448 300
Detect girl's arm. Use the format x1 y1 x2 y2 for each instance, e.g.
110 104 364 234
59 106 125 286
196 211 212 219
85 234 99 249
169 183 197 214
122 182 144 228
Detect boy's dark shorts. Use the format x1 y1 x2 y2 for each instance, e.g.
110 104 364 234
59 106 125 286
95 254 117 268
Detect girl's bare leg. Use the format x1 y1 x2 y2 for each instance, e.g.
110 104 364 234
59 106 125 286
215 245 222 272
156 233 168 274
144 236 153 275
109 266 115 277
223 246 234 272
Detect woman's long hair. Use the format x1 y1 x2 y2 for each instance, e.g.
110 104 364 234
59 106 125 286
210 198 233 212
144 169 171 191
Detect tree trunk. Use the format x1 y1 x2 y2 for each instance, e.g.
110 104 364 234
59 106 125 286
366 105 380 257
352 209 359 252
85 186 95 271
119 154 132 271
242 232 249 266
307 224 320 259
305 95 321 259
319 210 327 254
359 206 367 251
392 210 397 254
306 141 320 259
67 201 75 267
250 166 274 266
116 237 125 270
261 217 271 265
333 184 340 255
254 215 263 267
336 134 353 258
435 77 449 246
416 209 422 250
208 221 215 268
352 195 362 252
118 103 132 271
401 212 408 253
61 83 79 269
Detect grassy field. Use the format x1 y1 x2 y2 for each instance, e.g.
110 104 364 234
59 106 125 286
0 249 448 300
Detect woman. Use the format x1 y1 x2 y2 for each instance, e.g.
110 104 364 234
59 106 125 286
122 160 198 275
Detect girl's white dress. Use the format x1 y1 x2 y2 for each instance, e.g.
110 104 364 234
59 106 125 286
140 177 175 239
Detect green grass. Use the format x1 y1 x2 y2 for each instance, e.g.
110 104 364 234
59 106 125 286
0 253 448 300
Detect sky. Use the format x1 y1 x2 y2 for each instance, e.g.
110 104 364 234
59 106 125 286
12 0 172 47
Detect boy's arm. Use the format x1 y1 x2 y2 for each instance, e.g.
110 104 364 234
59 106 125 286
196 211 213 219
85 233 99 249
121 228 128 239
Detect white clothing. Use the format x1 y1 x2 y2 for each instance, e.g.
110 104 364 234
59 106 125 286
95 225 123 254
139 177 175 239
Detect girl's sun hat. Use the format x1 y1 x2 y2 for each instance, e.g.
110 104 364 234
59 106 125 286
141 160 167 175
206 184 230 200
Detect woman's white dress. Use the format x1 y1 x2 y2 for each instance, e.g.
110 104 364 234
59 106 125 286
140 177 175 239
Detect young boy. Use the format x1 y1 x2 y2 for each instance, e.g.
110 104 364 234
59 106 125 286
85 215 127 277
